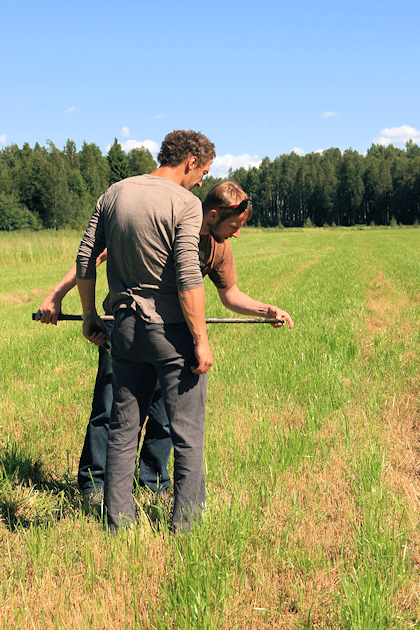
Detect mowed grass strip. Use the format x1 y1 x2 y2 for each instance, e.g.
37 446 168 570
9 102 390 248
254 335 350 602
0 228 419 629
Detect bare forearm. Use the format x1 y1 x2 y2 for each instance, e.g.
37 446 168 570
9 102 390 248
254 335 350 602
76 277 110 345
76 249 107 313
218 285 294 328
76 277 97 314
47 249 106 304
218 286 271 317
49 263 77 300
178 285 213 374
35 263 77 324
178 285 208 343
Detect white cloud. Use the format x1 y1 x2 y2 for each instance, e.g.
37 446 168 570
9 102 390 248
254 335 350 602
292 147 305 155
0 134 6 145
119 139 160 155
315 149 324 154
210 153 262 178
120 127 131 138
65 106 76 114
374 125 420 146
155 114 164 119
319 111 338 118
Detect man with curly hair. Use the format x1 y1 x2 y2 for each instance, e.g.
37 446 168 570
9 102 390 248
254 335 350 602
156 129 216 168
76 129 215 533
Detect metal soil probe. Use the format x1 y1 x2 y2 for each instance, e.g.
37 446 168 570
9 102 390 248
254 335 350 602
32 314 285 324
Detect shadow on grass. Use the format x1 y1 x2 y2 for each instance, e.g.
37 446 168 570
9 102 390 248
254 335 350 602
0 440 80 530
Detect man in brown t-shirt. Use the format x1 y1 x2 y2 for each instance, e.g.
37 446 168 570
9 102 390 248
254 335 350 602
199 181 293 326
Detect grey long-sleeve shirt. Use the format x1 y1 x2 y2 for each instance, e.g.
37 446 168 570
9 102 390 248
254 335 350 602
76 174 204 323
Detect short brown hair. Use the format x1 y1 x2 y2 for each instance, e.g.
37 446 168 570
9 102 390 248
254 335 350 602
157 130 216 168
202 181 252 222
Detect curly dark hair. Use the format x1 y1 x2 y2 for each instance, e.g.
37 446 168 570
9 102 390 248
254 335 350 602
157 129 216 168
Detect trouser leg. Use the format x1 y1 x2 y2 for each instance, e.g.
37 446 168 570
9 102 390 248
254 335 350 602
78 316 171 496
105 353 157 531
150 324 207 531
104 312 206 533
138 381 172 493
78 325 113 494
162 369 207 531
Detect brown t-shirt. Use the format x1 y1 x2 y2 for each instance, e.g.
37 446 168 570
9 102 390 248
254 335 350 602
199 235 237 290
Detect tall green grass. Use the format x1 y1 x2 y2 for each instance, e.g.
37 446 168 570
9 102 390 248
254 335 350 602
0 230 83 266
0 228 420 628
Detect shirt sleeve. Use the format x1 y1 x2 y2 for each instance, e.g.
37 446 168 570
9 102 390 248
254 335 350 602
174 196 204 292
208 241 237 289
76 194 107 280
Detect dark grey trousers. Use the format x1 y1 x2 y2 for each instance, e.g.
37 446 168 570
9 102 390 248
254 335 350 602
104 309 207 532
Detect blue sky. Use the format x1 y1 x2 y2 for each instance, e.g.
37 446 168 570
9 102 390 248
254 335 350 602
2 0 419 177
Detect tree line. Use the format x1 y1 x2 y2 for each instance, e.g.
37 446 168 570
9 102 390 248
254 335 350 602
0 139 156 230
198 141 420 227
1 139 420 230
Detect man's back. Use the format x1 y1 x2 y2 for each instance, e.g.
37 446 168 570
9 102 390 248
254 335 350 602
78 174 204 322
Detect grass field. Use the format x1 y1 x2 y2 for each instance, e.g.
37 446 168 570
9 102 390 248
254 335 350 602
1 227 420 629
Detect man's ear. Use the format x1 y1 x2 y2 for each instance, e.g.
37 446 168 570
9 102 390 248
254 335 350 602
208 208 219 221
186 155 198 172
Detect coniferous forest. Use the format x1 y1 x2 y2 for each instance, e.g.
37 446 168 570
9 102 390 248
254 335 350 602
1 138 419 230
0 139 156 231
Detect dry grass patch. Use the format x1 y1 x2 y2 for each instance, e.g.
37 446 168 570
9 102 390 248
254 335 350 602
379 387 420 591
0 396 24 440
231 403 307 440
0 520 169 630
364 271 408 337
206 407 358 627
381 391 420 491
215 456 356 628
348 266 420 625
361 269 420 517
269 403 307 432
0 287 48 306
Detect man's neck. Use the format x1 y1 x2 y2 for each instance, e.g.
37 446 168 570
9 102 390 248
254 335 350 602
149 163 187 187
200 215 211 236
